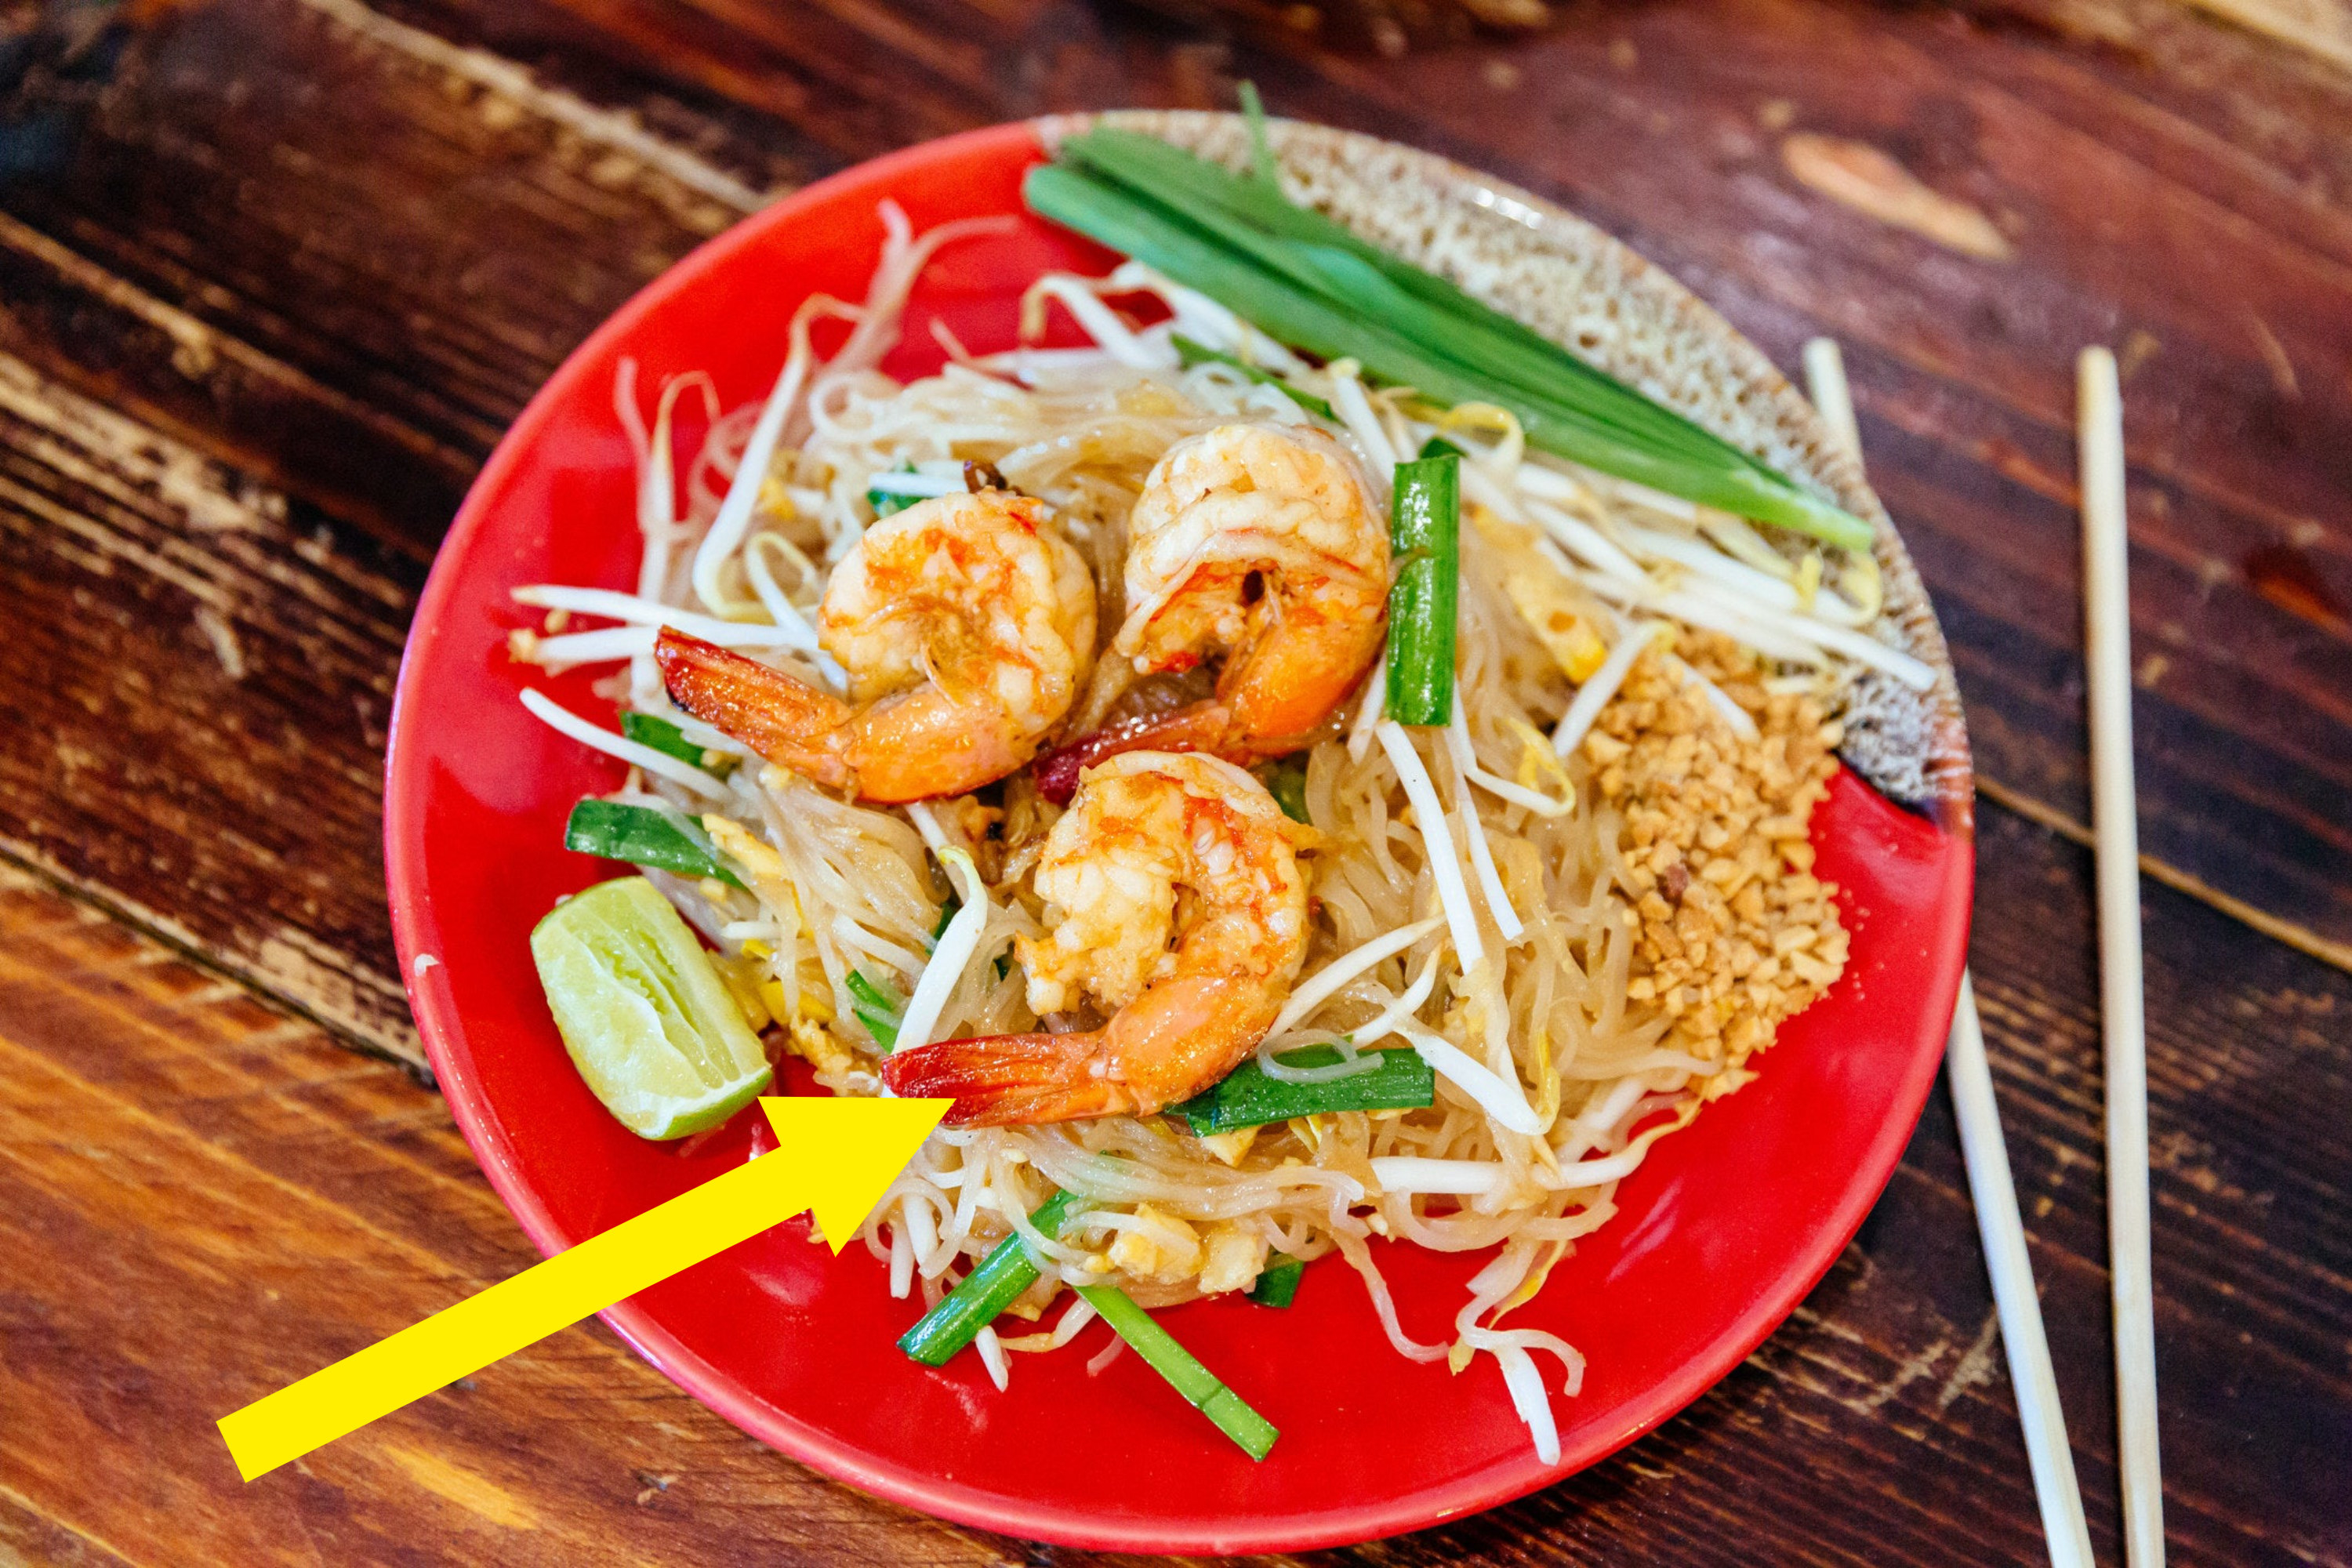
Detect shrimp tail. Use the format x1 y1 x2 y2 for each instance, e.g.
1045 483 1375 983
1030 706 1224 805
653 627 853 789
1031 696 1334 804
881 976 1276 1126
881 1029 1133 1127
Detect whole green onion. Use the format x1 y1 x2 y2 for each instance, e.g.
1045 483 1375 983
1023 132 1874 551
1168 1044 1435 1134
1238 79 1279 185
1249 1254 1305 1309
1055 129 1763 469
1076 1283 1279 1461
898 1190 1087 1366
1040 154 1788 521
1386 451 1461 726
563 799 743 889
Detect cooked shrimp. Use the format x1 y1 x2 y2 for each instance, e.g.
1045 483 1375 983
1040 424 1388 800
884 750 1312 1125
655 490 1096 802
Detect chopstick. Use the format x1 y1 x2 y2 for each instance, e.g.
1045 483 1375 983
1946 975 2096 1567
1802 338 1862 458
1805 339 2095 1568
2078 345 2167 1568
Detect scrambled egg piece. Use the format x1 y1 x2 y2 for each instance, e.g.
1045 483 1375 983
1106 1205 1202 1284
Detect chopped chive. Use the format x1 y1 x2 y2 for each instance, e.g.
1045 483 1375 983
563 799 745 890
1386 452 1461 726
844 970 900 1014
898 1183 1279 1460
898 1190 1088 1366
866 463 952 517
1249 1254 1304 1308
1075 1284 1279 1460
1172 334 1334 418
1168 1044 1435 1134
618 711 710 768
1419 434 1465 459
844 969 903 1048
1261 760 1311 825
930 895 960 943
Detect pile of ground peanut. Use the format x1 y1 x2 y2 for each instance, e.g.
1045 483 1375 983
1581 631 1849 1080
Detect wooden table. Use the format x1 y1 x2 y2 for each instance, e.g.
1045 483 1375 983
2 0 2347 1562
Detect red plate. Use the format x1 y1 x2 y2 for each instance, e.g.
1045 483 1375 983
384 122 1972 1554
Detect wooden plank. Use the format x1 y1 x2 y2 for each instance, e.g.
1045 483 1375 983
4 801 2343 1563
0 2 2340 1560
0 0 790 1062
2171 0 2352 74
0 351 423 1064
0 0 766 558
0 206 469 561
0 1489 141 1568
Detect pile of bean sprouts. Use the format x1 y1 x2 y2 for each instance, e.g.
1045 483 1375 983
511 201 1929 1461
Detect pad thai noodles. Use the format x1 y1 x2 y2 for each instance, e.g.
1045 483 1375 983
514 132 1931 1463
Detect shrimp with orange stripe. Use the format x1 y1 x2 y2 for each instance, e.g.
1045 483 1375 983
1036 423 1390 800
655 488 1096 802
884 750 1312 1125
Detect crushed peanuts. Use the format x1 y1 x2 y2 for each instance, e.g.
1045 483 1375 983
1586 633 1850 1069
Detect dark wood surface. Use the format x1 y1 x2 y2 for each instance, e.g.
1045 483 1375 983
1 0 2347 1560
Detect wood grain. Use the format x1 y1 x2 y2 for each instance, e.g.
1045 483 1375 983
2179 0 2352 72
1 0 2349 1558
2 807 2343 1565
0 348 423 1064
0 0 775 1058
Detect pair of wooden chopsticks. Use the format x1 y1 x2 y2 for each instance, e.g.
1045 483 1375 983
1804 340 2162 1568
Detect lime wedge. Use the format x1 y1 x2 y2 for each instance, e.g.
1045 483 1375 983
530 876 773 1139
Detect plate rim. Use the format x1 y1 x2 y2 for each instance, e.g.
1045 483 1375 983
383 117 1974 1555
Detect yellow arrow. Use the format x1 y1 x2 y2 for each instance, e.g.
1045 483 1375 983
217 1096 950 1482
